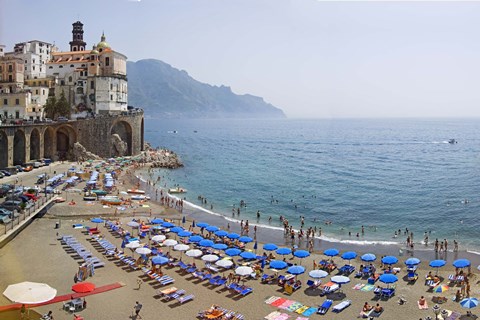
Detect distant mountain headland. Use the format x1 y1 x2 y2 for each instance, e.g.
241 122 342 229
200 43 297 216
127 59 286 119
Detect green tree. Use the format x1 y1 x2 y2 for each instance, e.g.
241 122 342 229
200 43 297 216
43 95 57 119
56 90 71 118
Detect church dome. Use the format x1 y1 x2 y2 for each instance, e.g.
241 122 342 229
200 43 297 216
97 33 110 50
91 45 99 55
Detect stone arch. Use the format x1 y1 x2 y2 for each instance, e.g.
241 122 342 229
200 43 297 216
29 128 41 160
141 117 144 151
0 130 8 168
56 125 76 161
110 120 132 156
43 127 55 159
13 130 26 165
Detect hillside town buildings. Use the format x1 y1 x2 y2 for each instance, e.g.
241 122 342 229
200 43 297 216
0 21 128 123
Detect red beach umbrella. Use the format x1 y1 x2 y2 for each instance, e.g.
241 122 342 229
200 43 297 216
71 282 96 293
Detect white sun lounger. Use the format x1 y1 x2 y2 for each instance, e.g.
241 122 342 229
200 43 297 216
332 300 351 313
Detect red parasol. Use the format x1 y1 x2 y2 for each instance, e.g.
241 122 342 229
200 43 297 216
71 282 96 293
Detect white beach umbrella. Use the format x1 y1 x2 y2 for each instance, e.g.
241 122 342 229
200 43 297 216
216 259 234 268
331 275 351 285
163 239 178 247
309 270 329 279
174 244 190 251
151 235 166 242
235 266 254 276
201 254 219 262
127 221 140 228
125 241 141 249
135 247 152 255
3 282 57 304
185 249 203 258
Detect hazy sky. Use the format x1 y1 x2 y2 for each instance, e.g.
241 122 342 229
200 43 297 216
1 0 480 118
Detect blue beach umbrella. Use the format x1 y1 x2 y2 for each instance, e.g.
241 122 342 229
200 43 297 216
429 259 446 268
151 218 164 224
263 243 278 251
405 258 421 266
238 236 253 243
287 265 305 275
240 251 256 260
361 253 376 262
206 226 220 232
178 231 192 237
212 243 228 250
294 250 310 258
162 222 175 228
227 233 240 239
152 256 169 265
225 248 242 257
379 274 398 284
199 239 215 247
170 226 184 234
341 251 357 261
324 248 340 257
270 260 288 270
188 235 204 243
91 218 104 224
276 248 292 256
460 297 479 309
254 241 258 251
214 230 228 237
381 256 398 265
196 222 209 228
453 259 471 268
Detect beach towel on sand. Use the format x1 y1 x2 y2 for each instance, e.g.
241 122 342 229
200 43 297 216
295 317 309 320
295 306 309 314
279 300 295 309
287 302 303 312
302 307 317 316
265 311 281 320
272 298 288 307
265 296 281 304
353 283 365 290
361 284 374 292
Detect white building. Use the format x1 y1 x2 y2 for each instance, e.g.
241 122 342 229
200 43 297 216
7 40 53 80
46 21 128 116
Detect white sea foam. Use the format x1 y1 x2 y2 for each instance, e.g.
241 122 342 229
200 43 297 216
466 250 480 256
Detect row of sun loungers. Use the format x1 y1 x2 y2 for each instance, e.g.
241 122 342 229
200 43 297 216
60 235 105 268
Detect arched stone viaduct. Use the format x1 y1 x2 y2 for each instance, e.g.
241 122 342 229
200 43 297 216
0 112 144 168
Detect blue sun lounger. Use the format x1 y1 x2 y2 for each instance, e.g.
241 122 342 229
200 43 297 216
317 299 333 315
239 287 253 296
209 275 222 285
177 294 194 304
164 289 185 301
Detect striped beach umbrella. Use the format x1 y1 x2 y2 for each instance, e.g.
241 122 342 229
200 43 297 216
433 285 449 293
460 297 479 309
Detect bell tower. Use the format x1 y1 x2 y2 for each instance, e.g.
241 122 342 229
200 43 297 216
69 21 87 51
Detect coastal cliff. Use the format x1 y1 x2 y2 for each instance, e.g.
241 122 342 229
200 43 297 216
127 59 286 119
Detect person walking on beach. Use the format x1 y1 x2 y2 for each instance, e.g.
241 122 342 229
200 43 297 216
444 239 448 252
133 301 143 319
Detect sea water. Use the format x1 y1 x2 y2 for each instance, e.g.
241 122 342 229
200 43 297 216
144 118 480 252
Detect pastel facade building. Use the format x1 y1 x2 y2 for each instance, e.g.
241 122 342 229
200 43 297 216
47 21 128 115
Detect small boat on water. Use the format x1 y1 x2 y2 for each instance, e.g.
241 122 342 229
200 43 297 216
127 189 146 194
448 139 457 144
131 195 151 201
100 196 122 205
168 187 187 194
83 192 97 201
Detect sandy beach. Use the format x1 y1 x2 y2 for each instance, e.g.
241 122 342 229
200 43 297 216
1 162 479 320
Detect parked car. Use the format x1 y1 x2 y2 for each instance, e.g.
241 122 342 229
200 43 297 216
0 215 11 224
44 118 53 123
0 172 4 179
57 116 69 122
0 170 12 176
23 166 33 172
14 165 24 172
0 207 13 217
0 200 23 211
